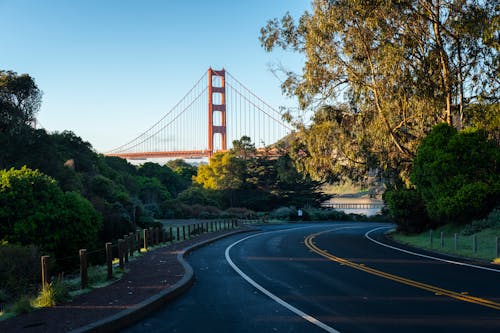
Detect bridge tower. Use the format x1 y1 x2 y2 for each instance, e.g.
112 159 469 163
207 68 226 155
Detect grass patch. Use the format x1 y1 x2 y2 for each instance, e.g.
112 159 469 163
392 225 500 262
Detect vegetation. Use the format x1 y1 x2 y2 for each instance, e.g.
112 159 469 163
260 0 499 184
385 123 499 233
411 124 499 224
193 136 327 210
260 1 499 238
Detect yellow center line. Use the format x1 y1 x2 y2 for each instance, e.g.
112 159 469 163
304 230 500 311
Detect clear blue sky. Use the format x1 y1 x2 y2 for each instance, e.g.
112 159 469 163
0 0 309 152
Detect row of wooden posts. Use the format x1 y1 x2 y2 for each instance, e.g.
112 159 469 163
429 230 500 257
40 219 240 290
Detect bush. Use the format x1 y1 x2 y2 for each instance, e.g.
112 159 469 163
462 206 500 235
0 244 40 299
383 187 431 233
33 280 69 308
221 207 256 219
10 295 33 314
0 167 102 259
411 124 500 224
304 208 351 221
269 207 294 220
189 205 222 219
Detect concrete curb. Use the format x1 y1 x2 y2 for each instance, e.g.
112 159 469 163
70 228 256 333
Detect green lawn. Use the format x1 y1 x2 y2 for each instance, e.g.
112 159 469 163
391 225 500 263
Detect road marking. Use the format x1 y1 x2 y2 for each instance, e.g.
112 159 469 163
365 226 500 273
305 229 500 311
225 225 360 333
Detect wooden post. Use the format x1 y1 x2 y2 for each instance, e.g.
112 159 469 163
169 227 173 243
183 225 186 240
118 239 124 269
136 230 141 253
80 249 88 289
176 226 180 241
188 224 191 237
129 232 134 257
106 242 113 280
149 227 154 245
123 235 129 263
41 255 50 288
143 229 148 251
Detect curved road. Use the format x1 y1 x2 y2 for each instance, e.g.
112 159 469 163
124 222 500 332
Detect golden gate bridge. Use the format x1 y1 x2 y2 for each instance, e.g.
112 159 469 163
106 68 292 160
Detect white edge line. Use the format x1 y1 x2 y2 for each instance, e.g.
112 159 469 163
365 226 500 273
224 225 343 333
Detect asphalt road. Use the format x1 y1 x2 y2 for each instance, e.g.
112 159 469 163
123 222 500 333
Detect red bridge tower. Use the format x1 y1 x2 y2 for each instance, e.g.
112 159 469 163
207 68 227 155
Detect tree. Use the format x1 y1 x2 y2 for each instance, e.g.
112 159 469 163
260 0 499 183
138 162 183 196
195 137 326 209
0 70 42 135
165 159 197 188
0 167 102 258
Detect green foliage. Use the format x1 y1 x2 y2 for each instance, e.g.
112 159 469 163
194 137 326 211
303 208 351 221
10 295 33 314
165 159 197 187
221 207 257 219
0 167 102 258
0 70 42 135
260 1 499 184
383 187 431 234
138 162 183 196
462 206 500 236
269 207 295 220
411 124 500 224
0 244 40 299
177 186 219 207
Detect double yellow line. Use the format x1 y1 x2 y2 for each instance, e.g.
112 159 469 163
304 230 500 311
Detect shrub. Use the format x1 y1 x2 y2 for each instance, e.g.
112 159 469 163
411 124 500 224
0 244 40 299
383 187 431 233
0 167 102 259
33 280 69 308
221 207 256 219
269 207 294 220
10 295 33 314
462 206 500 235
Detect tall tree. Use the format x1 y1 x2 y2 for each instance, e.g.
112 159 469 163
0 70 42 134
260 0 499 183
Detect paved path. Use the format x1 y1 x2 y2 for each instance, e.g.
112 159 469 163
124 222 500 333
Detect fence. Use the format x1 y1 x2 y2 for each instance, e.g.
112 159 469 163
39 219 241 290
428 230 500 260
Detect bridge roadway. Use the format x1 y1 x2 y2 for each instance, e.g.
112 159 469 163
106 147 283 160
123 222 500 333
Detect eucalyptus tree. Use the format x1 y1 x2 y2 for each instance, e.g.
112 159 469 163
260 0 499 183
